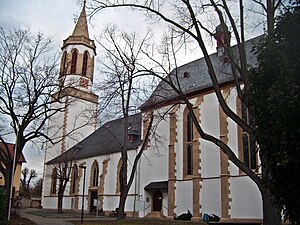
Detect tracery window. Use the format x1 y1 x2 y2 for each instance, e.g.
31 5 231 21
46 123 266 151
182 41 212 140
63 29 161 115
91 161 99 187
183 108 193 177
237 99 258 171
60 51 67 77
71 49 78 74
116 159 122 194
51 168 57 195
82 51 88 76
70 164 78 194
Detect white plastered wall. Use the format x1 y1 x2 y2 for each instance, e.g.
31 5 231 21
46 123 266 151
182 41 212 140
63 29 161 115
64 97 97 150
42 87 263 219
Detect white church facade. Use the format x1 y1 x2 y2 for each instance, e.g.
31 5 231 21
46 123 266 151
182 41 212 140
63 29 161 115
42 3 263 223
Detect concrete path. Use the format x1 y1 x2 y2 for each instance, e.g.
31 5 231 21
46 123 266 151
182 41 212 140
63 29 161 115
19 208 116 225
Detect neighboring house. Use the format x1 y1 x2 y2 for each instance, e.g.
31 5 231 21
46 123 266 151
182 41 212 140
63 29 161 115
0 142 27 196
42 3 263 223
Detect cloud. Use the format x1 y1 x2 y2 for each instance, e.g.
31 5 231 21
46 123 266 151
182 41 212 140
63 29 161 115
22 143 45 178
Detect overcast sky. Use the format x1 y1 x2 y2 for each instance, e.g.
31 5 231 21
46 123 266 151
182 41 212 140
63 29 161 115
0 0 158 52
0 0 79 179
0 0 265 181
0 0 169 180
0 0 198 180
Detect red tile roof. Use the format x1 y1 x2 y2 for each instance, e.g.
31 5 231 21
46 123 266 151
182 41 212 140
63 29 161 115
0 142 26 163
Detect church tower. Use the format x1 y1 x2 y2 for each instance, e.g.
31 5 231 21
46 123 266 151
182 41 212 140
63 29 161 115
59 1 96 93
44 2 98 163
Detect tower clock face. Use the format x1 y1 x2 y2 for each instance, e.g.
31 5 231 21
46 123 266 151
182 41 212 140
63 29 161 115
80 77 89 88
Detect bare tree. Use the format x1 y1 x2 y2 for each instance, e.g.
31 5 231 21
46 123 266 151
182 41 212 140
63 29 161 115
0 28 66 221
20 168 37 198
44 160 74 213
96 26 158 219
55 159 73 213
88 1 286 224
31 178 43 198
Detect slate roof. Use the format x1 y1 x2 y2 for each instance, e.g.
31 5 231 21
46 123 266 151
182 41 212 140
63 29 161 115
46 113 142 165
140 36 263 110
71 2 89 38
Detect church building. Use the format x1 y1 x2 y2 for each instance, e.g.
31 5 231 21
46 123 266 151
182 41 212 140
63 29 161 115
42 3 263 223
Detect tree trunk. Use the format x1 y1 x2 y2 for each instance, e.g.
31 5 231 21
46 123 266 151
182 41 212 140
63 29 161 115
57 193 63 213
262 186 282 225
260 149 282 225
117 188 128 219
267 0 275 34
117 162 128 220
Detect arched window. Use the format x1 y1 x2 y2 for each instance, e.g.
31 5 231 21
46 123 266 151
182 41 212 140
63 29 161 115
60 51 67 77
115 158 122 194
82 51 88 76
71 49 78 74
91 161 99 187
237 98 257 171
183 108 193 177
51 168 57 195
241 102 257 169
70 164 78 194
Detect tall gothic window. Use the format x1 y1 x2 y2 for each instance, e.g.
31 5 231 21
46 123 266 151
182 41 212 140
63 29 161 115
91 161 99 187
51 168 57 195
238 99 257 171
70 164 78 194
116 159 122 194
82 51 88 76
183 108 193 177
60 51 67 77
71 49 78 74
241 103 257 170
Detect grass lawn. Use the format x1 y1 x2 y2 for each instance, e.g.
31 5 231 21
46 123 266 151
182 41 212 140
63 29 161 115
72 218 206 225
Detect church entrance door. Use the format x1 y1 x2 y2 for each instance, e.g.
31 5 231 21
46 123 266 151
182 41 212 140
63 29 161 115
90 190 98 211
152 191 162 211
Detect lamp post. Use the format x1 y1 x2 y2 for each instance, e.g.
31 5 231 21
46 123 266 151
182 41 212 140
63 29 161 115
79 164 86 224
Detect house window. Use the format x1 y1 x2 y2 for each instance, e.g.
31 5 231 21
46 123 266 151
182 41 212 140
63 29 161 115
71 49 78 74
238 100 257 171
51 168 57 195
183 108 193 177
70 164 78 194
91 161 99 187
82 51 88 76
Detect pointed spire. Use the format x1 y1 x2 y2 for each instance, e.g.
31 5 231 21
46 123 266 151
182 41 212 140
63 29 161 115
72 1 89 38
62 0 96 54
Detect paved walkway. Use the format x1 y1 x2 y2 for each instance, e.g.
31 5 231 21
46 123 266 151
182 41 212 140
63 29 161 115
19 208 116 225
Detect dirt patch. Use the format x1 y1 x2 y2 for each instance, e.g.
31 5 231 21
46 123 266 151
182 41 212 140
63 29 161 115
5 215 36 225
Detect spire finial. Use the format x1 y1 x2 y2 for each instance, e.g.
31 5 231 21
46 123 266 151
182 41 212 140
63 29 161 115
71 1 89 38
